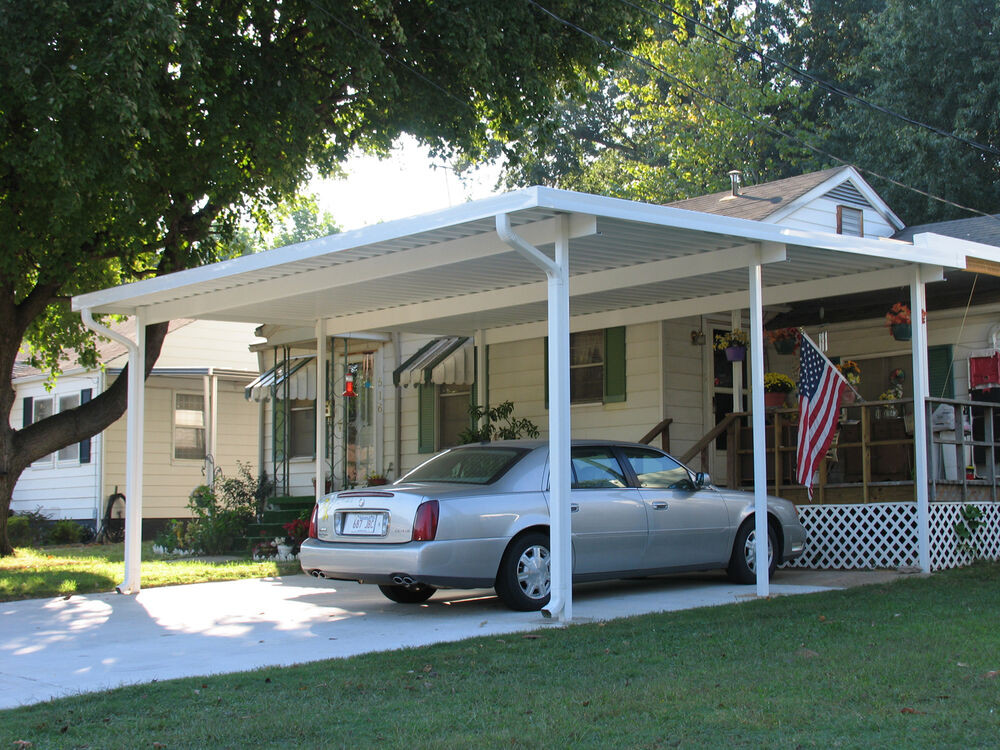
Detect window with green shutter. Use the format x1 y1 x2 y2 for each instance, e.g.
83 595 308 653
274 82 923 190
928 345 955 399
545 326 626 406
417 384 436 453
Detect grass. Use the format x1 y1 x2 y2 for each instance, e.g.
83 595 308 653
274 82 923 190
2 563 998 748
0 543 300 602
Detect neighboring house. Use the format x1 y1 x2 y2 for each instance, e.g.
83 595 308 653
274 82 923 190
11 319 263 532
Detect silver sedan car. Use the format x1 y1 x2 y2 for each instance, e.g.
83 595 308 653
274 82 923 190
299 440 806 611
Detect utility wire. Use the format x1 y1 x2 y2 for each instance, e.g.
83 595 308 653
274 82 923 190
627 0 1000 159
525 0 1000 223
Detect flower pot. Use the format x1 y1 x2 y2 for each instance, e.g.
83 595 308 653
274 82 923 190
725 345 746 362
764 392 786 408
773 339 797 355
891 323 911 341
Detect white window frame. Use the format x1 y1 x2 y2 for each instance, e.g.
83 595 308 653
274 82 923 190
173 391 207 462
30 396 55 468
56 393 81 462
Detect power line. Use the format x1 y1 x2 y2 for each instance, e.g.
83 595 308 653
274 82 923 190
629 0 1000 159
525 0 1000 223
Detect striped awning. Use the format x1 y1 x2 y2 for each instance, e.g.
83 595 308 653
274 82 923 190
393 337 473 387
245 355 315 401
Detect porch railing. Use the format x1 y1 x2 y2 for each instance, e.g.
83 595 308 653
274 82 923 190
723 396 1000 503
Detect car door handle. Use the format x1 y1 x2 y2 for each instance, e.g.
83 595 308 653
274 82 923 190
651 501 669 510
570 503 580 513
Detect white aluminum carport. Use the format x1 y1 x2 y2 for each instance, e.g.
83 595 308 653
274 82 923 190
72 186 995 622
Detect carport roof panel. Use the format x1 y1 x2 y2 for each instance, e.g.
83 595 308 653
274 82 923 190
72 186 968 328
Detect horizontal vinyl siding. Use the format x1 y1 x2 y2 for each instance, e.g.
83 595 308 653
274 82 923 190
776 197 895 238
11 374 101 521
661 319 707 454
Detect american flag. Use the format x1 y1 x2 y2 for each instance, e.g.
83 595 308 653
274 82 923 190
796 332 847 497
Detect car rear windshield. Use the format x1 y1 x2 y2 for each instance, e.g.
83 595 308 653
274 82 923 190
400 447 527 485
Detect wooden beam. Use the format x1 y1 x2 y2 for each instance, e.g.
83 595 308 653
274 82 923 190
965 256 1000 278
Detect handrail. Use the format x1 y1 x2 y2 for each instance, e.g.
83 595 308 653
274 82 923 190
680 413 742 466
638 417 672 452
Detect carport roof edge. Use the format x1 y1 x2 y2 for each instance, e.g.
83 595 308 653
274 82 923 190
71 185 981 325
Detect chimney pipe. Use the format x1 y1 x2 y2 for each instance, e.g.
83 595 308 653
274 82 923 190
728 170 742 196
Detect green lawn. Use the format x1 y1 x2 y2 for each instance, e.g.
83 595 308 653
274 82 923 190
2 563 998 748
0 543 299 602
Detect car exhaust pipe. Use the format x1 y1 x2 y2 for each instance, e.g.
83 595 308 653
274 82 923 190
309 570 326 579
391 574 416 586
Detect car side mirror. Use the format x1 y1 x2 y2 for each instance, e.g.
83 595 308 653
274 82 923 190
695 472 711 488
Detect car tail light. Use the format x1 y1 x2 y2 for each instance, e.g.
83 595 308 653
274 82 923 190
411 500 439 541
308 504 318 539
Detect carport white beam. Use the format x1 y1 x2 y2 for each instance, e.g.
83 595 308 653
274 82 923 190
322 243 787 335
104 214 598 326
485 264 943 345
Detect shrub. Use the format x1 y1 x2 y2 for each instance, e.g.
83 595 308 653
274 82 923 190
47 519 86 545
8 509 50 547
459 401 539 444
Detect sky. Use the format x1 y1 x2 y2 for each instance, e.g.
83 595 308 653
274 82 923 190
312 135 505 231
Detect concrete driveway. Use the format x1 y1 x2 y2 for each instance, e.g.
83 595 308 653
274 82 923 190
0 569 887 710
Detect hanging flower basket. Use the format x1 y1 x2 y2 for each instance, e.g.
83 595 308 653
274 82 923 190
765 327 800 355
891 323 912 341
725 345 746 362
885 303 911 340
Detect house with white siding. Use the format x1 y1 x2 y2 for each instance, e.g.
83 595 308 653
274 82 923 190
11 319 262 533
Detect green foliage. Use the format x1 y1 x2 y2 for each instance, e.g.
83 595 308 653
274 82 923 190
7 510 49 547
46 520 86 545
458 401 540 444
181 464 271 554
215 462 275 522
153 520 188 553
955 504 984 559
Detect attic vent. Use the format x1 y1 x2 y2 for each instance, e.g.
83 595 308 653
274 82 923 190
824 182 869 208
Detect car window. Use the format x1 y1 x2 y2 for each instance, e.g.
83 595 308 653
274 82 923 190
620 446 693 489
570 447 628 489
400 447 526 484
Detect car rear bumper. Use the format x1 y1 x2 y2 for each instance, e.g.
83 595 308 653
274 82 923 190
298 537 506 589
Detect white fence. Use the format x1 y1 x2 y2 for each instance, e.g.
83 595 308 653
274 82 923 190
782 502 1000 571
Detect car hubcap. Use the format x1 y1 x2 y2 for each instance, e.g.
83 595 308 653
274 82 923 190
745 529 773 573
515 544 550 600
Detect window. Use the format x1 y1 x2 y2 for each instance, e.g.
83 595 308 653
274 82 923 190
30 397 54 465
56 394 80 461
570 446 628 488
174 393 206 460
545 327 626 406
289 399 316 458
417 384 472 454
837 205 864 237
620 446 693 489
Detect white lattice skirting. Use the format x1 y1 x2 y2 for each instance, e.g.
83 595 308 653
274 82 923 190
781 502 1000 571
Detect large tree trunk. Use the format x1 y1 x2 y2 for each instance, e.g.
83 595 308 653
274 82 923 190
1 321 169 556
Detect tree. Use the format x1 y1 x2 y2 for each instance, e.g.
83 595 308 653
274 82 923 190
497 1 814 201
0 0 646 555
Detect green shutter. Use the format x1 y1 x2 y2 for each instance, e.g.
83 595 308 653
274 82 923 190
603 326 626 403
928 345 955 399
418 385 436 453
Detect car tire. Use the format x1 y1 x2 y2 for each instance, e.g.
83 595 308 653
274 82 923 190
495 531 551 611
727 520 777 584
377 584 436 604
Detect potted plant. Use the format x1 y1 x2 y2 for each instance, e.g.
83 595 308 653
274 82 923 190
885 303 911 341
765 327 799 355
763 372 795 407
365 472 389 486
836 360 861 403
282 517 310 556
878 383 904 418
714 329 750 361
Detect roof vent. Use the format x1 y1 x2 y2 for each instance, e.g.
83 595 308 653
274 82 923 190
728 170 742 197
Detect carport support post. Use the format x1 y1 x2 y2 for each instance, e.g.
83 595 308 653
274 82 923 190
316 318 327 502
496 213 572 622
748 261 769 597
910 269 931 572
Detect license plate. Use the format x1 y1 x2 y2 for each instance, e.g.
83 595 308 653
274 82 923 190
342 512 387 536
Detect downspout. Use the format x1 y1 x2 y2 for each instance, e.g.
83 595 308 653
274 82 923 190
393 332 402 480
81 308 145 594
496 212 572 623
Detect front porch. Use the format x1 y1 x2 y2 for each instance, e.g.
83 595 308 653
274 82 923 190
661 396 1000 571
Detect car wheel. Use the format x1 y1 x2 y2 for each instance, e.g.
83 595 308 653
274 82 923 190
378 584 436 604
495 531 551 611
727 520 777 584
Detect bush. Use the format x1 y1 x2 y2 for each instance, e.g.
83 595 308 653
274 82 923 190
153 519 187 553
8 509 49 547
47 519 86 545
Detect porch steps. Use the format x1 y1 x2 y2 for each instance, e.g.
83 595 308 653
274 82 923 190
244 495 315 549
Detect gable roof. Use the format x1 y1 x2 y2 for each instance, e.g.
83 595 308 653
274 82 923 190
893 214 1000 247
667 166 904 231
666 167 845 221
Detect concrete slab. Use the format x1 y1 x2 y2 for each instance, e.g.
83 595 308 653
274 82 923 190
0 570 856 710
